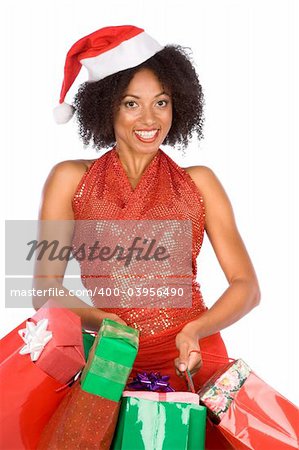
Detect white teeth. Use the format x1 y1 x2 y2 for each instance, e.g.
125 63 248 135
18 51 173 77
135 130 158 139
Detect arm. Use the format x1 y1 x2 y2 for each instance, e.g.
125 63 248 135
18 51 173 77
175 166 261 374
33 160 126 330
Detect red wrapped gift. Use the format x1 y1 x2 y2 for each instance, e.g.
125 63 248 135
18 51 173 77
199 359 299 449
32 301 85 384
38 382 120 450
38 319 139 450
0 301 85 450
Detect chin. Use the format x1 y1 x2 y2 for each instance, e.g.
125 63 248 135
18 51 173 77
133 142 161 154
140 146 161 155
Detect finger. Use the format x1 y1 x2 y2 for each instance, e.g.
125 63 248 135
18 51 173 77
177 342 189 373
174 359 201 377
117 319 127 325
188 351 202 365
189 349 201 357
189 361 203 376
188 349 202 375
110 315 127 326
174 357 183 376
174 357 187 377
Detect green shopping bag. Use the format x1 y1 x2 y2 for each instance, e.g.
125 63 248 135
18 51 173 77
111 396 206 450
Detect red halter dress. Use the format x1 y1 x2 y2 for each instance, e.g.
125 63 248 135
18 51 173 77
72 147 228 391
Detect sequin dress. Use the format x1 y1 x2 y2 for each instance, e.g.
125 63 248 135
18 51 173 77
72 147 228 394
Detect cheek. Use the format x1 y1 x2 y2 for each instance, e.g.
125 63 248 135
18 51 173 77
115 111 137 127
162 104 172 121
163 110 173 130
114 114 134 136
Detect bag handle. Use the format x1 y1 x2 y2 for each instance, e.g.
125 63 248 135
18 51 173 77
201 351 235 364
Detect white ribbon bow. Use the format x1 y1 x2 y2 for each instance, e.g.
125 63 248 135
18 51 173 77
18 319 53 361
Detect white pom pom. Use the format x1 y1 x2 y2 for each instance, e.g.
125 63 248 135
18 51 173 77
53 102 75 124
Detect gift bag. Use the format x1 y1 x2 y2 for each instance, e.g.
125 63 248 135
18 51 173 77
38 319 139 450
112 368 206 450
0 300 85 450
199 359 299 449
111 394 207 450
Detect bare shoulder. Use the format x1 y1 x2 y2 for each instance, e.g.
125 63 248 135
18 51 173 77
39 159 97 219
45 159 96 190
184 165 225 197
49 158 96 179
183 165 234 224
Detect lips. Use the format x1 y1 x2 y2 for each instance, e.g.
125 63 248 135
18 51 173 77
134 129 159 143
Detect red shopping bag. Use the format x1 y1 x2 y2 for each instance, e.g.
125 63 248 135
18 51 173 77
0 301 85 450
218 371 299 449
0 345 69 449
199 358 299 450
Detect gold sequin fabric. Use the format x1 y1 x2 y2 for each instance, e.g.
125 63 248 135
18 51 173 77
72 148 207 343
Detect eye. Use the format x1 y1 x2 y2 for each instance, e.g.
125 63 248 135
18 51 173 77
156 99 169 107
124 100 138 109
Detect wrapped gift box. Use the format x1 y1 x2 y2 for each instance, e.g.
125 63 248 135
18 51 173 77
198 358 250 423
80 318 139 401
38 319 140 450
32 301 85 384
38 382 120 450
82 330 96 361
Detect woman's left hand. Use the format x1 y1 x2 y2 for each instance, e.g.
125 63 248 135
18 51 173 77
174 321 202 377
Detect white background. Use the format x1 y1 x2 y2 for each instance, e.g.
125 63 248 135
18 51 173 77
1 0 298 404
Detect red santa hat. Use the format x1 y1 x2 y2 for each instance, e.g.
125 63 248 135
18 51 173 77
54 25 164 124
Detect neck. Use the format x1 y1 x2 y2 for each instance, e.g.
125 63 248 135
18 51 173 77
114 146 159 179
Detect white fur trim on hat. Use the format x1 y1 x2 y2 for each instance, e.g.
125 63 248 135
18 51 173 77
81 32 163 81
53 102 75 124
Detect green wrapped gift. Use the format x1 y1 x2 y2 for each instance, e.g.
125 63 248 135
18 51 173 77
82 330 96 361
80 319 139 402
111 397 207 450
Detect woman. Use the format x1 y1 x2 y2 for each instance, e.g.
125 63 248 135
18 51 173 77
35 25 260 448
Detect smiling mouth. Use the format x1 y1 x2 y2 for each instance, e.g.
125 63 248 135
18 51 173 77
134 129 159 141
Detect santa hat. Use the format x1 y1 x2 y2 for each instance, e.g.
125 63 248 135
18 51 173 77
54 25 163 124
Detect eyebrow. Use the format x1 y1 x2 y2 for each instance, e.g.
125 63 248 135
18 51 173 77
122 91 171 99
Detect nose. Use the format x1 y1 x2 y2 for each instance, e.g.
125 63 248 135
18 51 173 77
140 106 156 126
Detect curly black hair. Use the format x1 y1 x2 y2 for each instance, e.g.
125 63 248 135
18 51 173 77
73 45 205 150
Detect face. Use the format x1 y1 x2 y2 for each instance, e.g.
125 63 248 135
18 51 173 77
113 68 172 155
